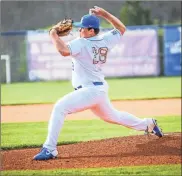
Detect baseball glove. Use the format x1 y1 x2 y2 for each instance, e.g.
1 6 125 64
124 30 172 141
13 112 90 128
50 19 73 37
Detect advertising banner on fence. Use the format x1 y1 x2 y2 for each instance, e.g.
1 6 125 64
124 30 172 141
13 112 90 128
26 27 159 81
164 25 181 76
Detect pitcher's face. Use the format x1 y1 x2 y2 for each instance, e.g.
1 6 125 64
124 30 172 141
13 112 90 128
79 28 95 38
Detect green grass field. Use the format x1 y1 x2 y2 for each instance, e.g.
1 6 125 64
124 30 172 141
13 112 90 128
1 116 181 150
1 77 181 105
2 77 181 175
3 165 181 176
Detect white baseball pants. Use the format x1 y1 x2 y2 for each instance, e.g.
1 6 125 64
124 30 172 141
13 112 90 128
43 85 152 151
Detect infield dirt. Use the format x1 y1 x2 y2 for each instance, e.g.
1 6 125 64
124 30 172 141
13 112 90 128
1 98 181 123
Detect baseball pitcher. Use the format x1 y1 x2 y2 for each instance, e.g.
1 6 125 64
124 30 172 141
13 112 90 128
33 6 163 160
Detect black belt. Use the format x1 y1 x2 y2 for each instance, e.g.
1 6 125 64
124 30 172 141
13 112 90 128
74 82 103 90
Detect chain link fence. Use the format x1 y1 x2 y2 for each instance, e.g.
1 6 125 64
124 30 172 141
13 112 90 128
1 32 28 83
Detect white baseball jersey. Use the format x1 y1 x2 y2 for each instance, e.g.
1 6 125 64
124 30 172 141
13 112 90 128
67 29 122 88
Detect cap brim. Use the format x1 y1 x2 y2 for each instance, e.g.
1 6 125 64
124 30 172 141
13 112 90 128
73 22 85 28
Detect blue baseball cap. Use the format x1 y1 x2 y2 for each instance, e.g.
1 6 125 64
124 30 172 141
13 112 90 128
73 14 100 29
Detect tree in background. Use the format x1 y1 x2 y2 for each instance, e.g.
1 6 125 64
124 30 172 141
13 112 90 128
120 1 152 26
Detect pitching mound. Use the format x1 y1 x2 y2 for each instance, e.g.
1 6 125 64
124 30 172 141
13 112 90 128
2 133 181 170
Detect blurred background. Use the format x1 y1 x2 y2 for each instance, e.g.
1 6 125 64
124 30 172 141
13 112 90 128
0 0 181 83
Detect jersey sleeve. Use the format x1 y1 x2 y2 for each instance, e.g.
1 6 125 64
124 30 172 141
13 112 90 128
102 29 122 50
67 38 83 56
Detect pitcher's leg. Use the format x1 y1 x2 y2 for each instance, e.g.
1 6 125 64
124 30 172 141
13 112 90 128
43 88 99 151
91 93 150 131
43 101 68 151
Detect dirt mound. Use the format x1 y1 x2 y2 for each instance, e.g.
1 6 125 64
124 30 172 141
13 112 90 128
2 133 181 170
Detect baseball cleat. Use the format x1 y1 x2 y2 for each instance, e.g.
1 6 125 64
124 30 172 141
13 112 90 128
151 119 164 137
33 147 58 160
145 119 164 137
